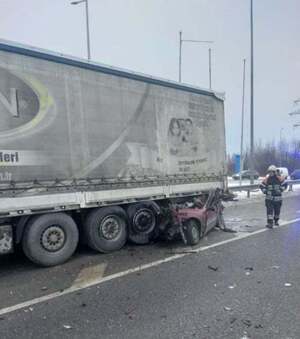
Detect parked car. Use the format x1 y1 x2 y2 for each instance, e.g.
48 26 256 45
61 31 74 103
232 169 259 180
290 169 300 180
276 167 289 179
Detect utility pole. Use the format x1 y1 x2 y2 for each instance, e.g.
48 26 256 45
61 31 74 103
250 0 255 184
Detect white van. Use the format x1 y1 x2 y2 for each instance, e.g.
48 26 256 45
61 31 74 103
277 167 289 179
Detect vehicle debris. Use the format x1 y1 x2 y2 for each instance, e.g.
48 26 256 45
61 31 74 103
230 317 237 324
208 265 218 271
254 324 263 329
242 319 252 327
244 267 254 271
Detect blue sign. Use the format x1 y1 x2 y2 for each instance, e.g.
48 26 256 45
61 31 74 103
234 154 241 174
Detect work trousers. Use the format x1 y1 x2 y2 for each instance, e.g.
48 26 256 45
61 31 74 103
265 199 282 223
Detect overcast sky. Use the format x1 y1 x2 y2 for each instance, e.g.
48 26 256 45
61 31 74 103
0 0 299 153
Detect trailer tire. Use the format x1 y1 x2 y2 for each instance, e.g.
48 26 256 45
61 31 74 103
84 206 127 253
127 203 157 245
22 213 79 267
184 219 201 246
127 203 156 235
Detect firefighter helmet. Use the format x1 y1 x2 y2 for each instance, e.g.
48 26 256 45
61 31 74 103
267 165 277 172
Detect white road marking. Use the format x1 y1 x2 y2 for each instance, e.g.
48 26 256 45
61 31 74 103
1 217 300 317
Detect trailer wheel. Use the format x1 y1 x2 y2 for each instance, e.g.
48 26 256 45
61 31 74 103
84 206 127 253
127 203 157 245
22 213 79 267
184 219 201 246
127 203 156 234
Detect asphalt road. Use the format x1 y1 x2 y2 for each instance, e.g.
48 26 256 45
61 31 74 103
1 192 300 338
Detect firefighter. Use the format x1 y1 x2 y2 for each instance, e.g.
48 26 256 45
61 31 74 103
260 165 287 228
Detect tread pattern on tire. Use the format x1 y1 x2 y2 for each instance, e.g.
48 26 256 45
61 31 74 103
185 219 201 246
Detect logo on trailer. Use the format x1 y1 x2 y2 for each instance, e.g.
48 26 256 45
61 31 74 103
0 67 40 133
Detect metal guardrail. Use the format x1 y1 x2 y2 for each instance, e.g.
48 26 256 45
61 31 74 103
229 179 300 197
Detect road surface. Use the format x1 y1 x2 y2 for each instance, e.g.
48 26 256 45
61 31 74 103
0 191 300 338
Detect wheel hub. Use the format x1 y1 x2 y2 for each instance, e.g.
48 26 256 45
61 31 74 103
100 216 121 240
133 209 155 233
41 226 66 252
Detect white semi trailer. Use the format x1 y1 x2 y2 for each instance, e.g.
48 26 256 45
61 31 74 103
0 39 226 266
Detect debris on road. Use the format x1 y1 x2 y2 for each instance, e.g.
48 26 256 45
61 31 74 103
124 307 136 316
230 317 237 324
245 271 251 276
242 319 252 327
208 265 218 271
63 325 72 329
224 306 232 311
228 284 237 289
24 307 34 313
244 267 254 271
222 228 237 233
272 265 280 270
254 324 263 329
284 283 292 287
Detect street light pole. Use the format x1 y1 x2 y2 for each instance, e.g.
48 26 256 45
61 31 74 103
250 0 254 184
280 127 284 166
208 48 212 89
239 58 246 189
71 0 91 60
179 31 182 82
178 31 214 87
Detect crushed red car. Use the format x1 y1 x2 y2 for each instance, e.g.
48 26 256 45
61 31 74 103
159 188 231 246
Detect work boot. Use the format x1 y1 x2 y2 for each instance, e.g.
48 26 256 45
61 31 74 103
274 218 279 226
266 220 273 229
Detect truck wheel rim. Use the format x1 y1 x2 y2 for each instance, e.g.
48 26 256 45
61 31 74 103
41 226 66 252
133 209 155 233
100 216 121 240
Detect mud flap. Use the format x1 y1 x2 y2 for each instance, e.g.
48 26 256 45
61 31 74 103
0 225 13 254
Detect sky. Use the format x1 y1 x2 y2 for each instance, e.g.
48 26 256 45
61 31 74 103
0 0 299 154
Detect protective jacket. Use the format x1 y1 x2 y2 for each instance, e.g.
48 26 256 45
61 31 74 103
259 175 287 201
